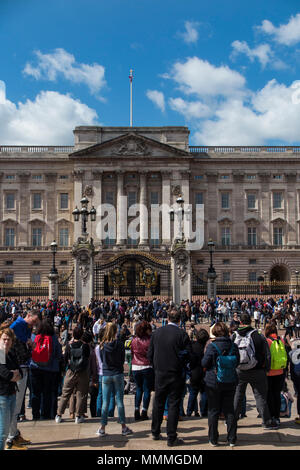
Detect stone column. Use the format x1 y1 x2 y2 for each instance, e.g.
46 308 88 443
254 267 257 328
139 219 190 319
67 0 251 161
285 172 297 245
48 272 59 300
91 170 103 246
139 172 148 246
161 171 172 245
116 171 127 246
44 173 58 246
72 239 96 307
72 170 84 243
171 244 192 305
206 172 218 242
18 172 31 246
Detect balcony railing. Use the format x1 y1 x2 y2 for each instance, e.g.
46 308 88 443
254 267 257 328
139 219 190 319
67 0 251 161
189 146 300 154
0 146 74 153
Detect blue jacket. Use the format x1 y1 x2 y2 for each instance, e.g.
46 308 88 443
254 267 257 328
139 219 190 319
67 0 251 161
30 333 62 373
202 337 240 390
10 316 31 343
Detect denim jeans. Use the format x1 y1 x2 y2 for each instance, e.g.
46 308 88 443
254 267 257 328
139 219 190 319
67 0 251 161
0 394 16 450
101 373 125 426
96 376 115 417
7 368 28 442
132 368 154 411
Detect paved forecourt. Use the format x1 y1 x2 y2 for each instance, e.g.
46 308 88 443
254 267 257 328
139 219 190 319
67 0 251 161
18 380 300 451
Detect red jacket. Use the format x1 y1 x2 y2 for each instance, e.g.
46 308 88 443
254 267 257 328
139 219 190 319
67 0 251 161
131 336 151 367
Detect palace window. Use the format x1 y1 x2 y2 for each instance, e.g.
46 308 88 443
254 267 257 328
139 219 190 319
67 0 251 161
247 227 257 246
59 228 69 247
221 193 230 209
127 191 137 209
4 273 14 284
221 227 231 246
5 228 15 247
222 271 231 282
5 194 15 210
195 192 203 205
60 193 69 210
247 193 256 210
273 226 283 245
32 193 42 210
31 273 41 285
32 228 42 247
273 192 283 209
150 191 159 205
105 191 114 205
248 271 257 282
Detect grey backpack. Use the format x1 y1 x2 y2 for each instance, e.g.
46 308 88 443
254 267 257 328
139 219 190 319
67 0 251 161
234 330 258 370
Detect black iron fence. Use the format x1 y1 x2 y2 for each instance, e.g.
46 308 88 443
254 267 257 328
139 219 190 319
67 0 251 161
193 281 299 297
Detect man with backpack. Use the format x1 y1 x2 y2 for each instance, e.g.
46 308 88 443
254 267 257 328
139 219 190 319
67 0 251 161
55 326 90 424
201 322 240 447
232 313 276 430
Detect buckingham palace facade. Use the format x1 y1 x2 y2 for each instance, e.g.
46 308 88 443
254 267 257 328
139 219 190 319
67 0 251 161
1 125 300 298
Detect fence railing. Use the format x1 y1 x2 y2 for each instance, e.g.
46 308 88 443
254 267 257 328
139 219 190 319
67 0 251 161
0 146 74 153
192 281 299 297
189 146 300 154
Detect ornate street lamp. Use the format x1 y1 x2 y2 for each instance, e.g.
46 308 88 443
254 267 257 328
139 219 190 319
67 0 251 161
295 270 299 293
208 239 216 274
207 238 217 300
72 196 97 237
50 240 58 274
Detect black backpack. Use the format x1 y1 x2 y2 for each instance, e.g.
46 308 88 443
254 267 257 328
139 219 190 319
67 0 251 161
69 343 88 372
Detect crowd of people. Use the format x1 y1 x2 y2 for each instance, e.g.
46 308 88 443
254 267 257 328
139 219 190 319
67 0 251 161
0 294 300 449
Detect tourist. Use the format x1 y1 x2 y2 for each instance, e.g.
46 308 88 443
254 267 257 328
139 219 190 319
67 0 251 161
232 313 277 430
6 310 39 449
186 328 209 418
289 339 300 425
0 326 22 450
264 323 287 428
131 320 154 421
55 326 90 424
202 322 240 447
148 308 191 447
30 319 62 421
97 322 133 437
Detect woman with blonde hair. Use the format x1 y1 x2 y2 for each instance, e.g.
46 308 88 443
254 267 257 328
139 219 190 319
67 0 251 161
96 323 133 437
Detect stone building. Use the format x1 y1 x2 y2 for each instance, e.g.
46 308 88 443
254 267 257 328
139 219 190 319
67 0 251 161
0 125 300 299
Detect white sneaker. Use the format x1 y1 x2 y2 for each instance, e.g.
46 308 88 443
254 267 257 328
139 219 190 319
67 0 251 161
55 415 62 423
75 416 85 424
96 428 106 437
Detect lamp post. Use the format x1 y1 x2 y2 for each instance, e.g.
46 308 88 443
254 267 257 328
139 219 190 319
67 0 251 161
50 240 58 274
263 270 267 295
72 196 96 238
48 240 58 301
207 239 217 301
295 270 299 294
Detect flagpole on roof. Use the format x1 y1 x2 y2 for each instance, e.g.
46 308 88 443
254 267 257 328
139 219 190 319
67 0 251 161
129 69 133 127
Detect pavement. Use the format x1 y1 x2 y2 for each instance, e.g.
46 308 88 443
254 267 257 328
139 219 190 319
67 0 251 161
15 321 300 451
17 380 300 451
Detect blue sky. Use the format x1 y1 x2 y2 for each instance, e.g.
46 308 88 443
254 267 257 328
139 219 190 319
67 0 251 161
1 0 300 145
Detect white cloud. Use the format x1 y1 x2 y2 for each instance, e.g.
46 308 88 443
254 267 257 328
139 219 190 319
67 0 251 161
166 57 246 98
146 90 165 112
258 14 300 46
180 21 199 44
0 80 99 145
193 79 300 144
169 97 212 119
23 48 106 95
231 40 273 68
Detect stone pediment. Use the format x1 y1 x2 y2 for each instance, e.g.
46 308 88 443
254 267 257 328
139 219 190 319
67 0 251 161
69 132 191 160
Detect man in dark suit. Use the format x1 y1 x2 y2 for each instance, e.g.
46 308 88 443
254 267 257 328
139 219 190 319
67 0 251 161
147 308 191 446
